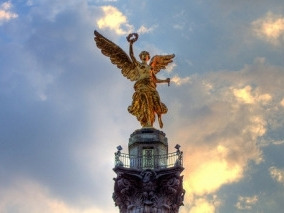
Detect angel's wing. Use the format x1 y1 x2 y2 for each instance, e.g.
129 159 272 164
94 30 139 81
149 54 175 74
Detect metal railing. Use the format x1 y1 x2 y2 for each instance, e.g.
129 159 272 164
114 145 183 170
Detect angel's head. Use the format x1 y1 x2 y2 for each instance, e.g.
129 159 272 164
139 51 150 62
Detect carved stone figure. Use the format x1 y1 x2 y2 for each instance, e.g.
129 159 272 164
94 31 175 128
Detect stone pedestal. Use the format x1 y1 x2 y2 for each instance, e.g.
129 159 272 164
113 128 185 213
128 128 168 170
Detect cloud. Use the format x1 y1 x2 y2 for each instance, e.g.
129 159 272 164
269 166 284 185
186 151 243 196
173 24 184 30
0 1 18 24
165 58 284 212
172 9 194 33
252 12 284 45
171 75 191 86
137 25 156 34
187 198 216 213
97 5 134 35
232 85 272 105
233 86 255 104
281 98 284 107
164 62 176 73
235 195 258 210
96 6 157 36
0 178 107 213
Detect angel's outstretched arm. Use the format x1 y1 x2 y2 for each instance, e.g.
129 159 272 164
156 77 171 85
151 72 170 86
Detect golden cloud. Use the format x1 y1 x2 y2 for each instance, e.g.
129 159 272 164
185 149 242 196
97 6 133 35
96 6 157 36
232 85 272 105
252 12 284 45
233 85 255 104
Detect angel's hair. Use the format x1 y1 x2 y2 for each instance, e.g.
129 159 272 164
139 51 150 59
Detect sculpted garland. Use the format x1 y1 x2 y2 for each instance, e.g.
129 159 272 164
94 31 174 128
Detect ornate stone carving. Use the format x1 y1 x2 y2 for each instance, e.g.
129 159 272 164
113 167 185 213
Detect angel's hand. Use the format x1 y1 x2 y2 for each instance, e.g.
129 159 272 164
167 78 170 86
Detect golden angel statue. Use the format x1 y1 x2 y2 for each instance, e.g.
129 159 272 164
94 30 175 128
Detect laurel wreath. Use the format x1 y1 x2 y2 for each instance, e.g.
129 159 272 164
127 33 139 43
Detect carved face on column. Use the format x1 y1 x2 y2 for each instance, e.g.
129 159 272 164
141 170 157 183
142 171 152 183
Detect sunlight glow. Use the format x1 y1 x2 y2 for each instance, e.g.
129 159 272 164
233 86 255 104
233 85 272 105
186 159 242 196
97 6 133 35
252 12 284 45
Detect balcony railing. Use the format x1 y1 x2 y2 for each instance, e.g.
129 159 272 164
114 145 183 170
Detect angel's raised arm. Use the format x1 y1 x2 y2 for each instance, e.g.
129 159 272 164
127 33 139 64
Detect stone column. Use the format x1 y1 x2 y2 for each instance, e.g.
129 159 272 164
113 128 185 213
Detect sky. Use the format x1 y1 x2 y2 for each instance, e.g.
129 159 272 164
0 0 284 212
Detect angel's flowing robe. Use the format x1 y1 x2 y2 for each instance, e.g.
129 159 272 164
128 74 168 127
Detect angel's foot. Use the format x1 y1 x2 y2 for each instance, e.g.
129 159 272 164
143 121 153 128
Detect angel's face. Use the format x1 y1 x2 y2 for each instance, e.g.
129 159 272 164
139 51 150 62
